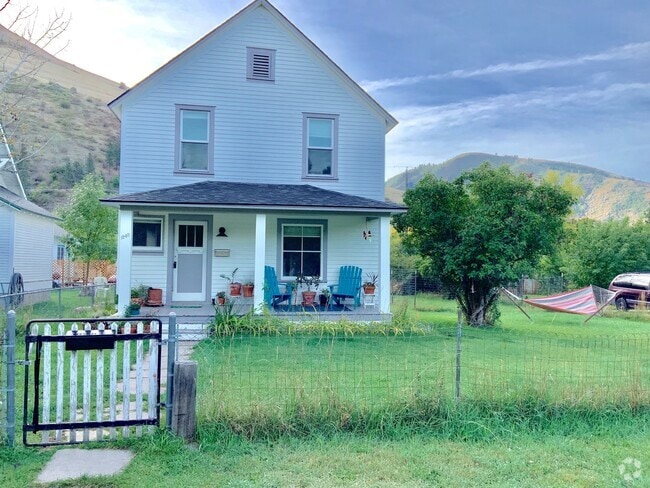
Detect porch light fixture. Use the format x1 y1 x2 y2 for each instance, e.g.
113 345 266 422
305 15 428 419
217 227 228 237
363 218 373 242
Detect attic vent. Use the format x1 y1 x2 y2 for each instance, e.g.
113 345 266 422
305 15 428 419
247 47 275 82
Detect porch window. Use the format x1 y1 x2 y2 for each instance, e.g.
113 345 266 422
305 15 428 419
175 105 214 173
303 114 338 179
133 218 163 251
281 224 323 279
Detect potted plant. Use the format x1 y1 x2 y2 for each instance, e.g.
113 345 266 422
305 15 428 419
297 273 320 306
363 273 378 295
220 268 241 296
242 281 254 297
125 301 141 317
216 291 226 305
319 287 331 307
130 285 147 306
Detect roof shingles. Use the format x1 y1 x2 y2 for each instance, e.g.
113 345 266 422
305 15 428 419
102 181 405 212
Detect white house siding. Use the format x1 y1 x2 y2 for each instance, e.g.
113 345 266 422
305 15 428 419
118 6 387 201
0 206 14 287
13 211 58 292
128 210 383 304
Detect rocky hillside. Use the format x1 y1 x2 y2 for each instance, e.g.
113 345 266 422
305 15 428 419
0 25 126 211
386 153 649 221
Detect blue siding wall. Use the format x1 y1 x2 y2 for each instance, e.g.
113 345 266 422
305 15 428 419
119 6 387 201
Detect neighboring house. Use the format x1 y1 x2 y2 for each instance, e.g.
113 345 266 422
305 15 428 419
103 0 404 315
0 123 65 301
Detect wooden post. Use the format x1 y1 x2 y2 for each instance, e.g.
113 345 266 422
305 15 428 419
171 361 197 441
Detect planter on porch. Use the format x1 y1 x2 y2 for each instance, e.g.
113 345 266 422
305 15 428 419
242 283 254 297
302 291 317 306
145 287 164 306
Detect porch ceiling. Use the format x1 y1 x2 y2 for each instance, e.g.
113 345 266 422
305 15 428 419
101 181 406 214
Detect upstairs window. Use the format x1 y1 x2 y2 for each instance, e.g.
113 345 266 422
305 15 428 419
247 47 275 82
176 105 214 173
303 114 338 179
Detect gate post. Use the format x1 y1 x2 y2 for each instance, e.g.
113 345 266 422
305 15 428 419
166 312 177 430
6 310 16 446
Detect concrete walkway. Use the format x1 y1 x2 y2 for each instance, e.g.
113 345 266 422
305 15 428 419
36 340 197 484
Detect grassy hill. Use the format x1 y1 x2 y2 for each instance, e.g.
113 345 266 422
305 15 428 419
0 25 126 211
386 153 650 221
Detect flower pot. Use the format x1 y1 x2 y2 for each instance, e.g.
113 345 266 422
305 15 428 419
242 284 254 297
145 287 163 306
302 291 317 306
229 283 242 296
319 294 329 307
363 285 376 295
217 296 226 305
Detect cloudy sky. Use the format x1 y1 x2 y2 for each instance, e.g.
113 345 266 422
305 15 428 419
8 0 650 181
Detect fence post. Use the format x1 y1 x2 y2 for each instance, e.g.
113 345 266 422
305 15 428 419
57 287 62 318
6 310 15 446
171 361 197 441
166 312 177 430
455 308 462 402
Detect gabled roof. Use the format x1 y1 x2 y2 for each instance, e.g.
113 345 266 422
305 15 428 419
101 181 406 214
108 0 397 132
0 185 57 219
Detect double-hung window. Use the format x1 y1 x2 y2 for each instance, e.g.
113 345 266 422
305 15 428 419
176 105 214 173
303 113 338 178
280 222 327 279
133 218 163 252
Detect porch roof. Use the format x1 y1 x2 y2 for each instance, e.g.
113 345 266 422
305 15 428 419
101 181 406 214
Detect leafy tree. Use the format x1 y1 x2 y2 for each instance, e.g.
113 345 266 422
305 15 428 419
58 174 117 284
393 164 575 326
561 218 650 288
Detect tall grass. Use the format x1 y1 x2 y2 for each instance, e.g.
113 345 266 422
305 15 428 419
194 294 650 441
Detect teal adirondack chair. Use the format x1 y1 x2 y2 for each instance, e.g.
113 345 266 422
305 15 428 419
264 266 293 309
329 266 362 308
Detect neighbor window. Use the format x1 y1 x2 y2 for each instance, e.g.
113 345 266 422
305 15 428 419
247 47 275 82
133 218 163 251
280 223 325 279
176 105 214 173
303 114 338 178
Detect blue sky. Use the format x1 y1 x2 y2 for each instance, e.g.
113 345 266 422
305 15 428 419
20 0 650 181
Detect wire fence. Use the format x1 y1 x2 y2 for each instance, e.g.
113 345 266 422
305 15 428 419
195 326 650 423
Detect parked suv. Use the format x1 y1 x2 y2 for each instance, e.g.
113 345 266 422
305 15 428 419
608 273 650 310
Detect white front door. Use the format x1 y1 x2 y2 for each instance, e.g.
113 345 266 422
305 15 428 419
172 221 207 302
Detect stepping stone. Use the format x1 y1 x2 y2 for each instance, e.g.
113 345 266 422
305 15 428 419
37 448 133 483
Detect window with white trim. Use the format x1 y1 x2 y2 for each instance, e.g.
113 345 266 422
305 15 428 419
281 223 323 279
176 105 214 173
133 218 163 251
247 47 275 82
303 114 338 178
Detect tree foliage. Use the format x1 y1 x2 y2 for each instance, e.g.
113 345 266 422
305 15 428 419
58 174 117 281
561 218 650 288
393 164 575 326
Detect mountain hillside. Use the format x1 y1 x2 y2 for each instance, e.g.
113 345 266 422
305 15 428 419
386 153 650 221
0 25 126 210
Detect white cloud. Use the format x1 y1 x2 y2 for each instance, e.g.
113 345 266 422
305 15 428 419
363 41 650 92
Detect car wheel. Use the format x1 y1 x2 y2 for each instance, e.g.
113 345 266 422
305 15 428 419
615 297 628 311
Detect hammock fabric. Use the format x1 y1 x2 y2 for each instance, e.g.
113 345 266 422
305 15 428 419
522 285 616 315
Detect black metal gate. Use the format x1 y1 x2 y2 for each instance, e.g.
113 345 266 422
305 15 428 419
23 318 163 446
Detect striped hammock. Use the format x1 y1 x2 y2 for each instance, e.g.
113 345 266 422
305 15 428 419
522 285 616 315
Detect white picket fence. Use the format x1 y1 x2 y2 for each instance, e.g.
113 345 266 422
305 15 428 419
24 319 162 446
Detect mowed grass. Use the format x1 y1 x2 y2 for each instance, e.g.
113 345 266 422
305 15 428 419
3 294 650 487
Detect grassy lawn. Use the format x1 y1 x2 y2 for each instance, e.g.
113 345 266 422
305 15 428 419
3 294 650 486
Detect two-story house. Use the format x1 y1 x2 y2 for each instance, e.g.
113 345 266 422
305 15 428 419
103 0 404 316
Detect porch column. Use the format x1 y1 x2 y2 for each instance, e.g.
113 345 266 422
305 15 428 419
117 210 133 315
379 216 391 314
253 213 266 313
